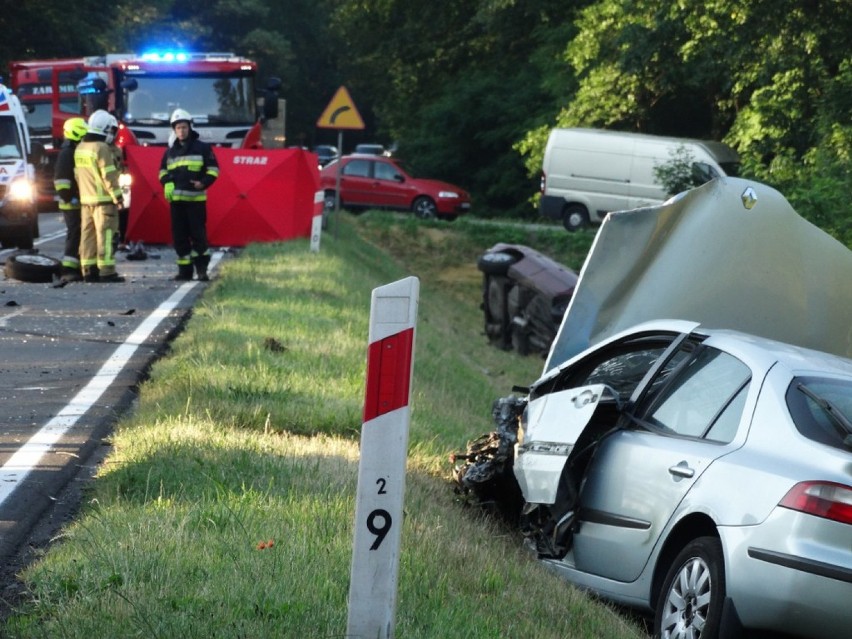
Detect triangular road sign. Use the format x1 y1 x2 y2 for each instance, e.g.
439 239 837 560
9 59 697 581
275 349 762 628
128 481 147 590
317 86 365 130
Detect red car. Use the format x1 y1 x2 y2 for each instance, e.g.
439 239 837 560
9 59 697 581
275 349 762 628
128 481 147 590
320 154 471 221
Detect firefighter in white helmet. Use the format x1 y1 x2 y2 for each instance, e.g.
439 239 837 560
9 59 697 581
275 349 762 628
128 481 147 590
158 108 219 281
54 117 88 282
73 109 125 282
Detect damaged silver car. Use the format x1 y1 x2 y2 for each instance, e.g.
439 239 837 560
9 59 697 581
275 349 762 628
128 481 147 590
454 177 852 639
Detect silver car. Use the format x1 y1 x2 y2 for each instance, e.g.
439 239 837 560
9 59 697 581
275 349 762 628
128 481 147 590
454 178 852 638
513 319 852 638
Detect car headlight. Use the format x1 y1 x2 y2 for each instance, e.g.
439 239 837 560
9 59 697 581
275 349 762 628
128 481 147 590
119 172 132 188
517 405 528 446
8 178 34 201
438 191 459 199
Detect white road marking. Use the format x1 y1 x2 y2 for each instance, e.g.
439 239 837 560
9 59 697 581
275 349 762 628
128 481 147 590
0 252 222 504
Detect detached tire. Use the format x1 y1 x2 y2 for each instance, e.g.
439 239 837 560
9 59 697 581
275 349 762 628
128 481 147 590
4 251 61 283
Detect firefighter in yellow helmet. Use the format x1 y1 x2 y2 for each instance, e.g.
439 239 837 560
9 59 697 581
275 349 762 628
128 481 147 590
158 108 219 281
53 117 88 282
73 110 125 282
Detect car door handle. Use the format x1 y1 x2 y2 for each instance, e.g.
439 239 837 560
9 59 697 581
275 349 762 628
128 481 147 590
668 461 695 479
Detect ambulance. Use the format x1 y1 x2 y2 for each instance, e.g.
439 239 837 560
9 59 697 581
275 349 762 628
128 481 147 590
0 83 40 249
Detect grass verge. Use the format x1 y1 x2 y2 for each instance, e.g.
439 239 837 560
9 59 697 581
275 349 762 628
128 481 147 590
1 212 646 638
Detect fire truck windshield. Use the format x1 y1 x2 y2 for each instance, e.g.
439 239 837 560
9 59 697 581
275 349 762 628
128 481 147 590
124 74 257 126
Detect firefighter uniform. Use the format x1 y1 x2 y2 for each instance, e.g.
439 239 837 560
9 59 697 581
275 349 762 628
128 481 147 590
53 117 88 281
159 109 219 281
74 110 124 282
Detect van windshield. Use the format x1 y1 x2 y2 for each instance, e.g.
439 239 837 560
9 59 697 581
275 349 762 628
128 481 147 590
0 120 22 159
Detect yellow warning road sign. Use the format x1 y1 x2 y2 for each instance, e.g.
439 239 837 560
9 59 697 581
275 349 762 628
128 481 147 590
317 86 365 130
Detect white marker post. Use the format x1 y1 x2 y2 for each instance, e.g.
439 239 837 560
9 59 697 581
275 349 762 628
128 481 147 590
310 189 324 253
347 276 419 639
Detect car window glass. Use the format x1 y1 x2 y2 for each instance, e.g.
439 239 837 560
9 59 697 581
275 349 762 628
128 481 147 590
786 377 852 451
342 159 371 178
705 384 747 443
646 348 750 438
374 161 400 182
580 347 668 400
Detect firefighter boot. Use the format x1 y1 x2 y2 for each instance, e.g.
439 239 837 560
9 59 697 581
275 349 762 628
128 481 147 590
84 266 100 283
194 254 211 282
174 258 193 281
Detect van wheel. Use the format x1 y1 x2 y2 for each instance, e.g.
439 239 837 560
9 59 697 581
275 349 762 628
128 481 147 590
562 204 589 232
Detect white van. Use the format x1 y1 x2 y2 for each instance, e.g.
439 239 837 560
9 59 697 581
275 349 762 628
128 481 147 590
0 83 40 249
539 128 739 231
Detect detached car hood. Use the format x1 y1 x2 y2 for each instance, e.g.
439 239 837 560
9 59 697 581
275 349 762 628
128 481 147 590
545 177 852 372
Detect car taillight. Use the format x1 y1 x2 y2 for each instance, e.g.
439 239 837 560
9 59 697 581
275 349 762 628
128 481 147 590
540 172 546 194
779 481 852 525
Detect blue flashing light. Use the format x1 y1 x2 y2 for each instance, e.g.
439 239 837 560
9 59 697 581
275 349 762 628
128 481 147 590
140 51 190 63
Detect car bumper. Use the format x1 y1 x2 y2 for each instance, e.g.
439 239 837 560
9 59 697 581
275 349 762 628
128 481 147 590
436 200 471 215
721 509 852 636
0 200 36 229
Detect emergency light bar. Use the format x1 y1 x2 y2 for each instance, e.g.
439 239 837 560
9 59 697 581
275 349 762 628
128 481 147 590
137 52 240 63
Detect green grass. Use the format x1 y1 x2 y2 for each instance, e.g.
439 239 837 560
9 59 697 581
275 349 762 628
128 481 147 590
1 212 646 638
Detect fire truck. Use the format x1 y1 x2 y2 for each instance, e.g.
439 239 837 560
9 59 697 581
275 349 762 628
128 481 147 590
9 52 280 204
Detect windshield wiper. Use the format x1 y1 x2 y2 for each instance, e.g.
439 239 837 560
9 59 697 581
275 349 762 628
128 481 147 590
796 383 852 448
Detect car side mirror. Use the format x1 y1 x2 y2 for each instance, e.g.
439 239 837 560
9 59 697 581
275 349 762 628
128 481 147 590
394 174 404 183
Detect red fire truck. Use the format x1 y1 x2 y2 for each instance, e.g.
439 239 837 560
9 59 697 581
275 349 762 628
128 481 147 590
9 52 280 204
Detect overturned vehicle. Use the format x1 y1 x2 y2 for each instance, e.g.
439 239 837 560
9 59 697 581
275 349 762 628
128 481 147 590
454 178 852 639
478 243 578 356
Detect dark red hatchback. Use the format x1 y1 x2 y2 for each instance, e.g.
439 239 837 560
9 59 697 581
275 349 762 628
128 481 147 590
320 154 471 221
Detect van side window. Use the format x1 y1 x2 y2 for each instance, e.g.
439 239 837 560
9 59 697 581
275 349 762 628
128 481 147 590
692 162 719 185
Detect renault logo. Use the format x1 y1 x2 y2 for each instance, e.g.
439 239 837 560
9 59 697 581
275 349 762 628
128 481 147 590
741 186 758 210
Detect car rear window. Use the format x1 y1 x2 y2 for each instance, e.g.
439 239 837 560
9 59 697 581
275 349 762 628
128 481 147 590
786 377 852 452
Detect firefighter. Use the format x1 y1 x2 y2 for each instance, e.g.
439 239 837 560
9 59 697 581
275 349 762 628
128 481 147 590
74 109 125 282
53 117 88 282
159 108 219 281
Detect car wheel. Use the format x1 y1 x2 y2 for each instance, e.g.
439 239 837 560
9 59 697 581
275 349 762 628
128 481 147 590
477 250 520 277
412 196 437 220
654 536 725 639
485 276 512 349
323 191 337 210
4 251 62 283
562 204 589 232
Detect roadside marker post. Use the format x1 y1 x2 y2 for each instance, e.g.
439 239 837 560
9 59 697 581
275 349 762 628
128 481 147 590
347 276 420 639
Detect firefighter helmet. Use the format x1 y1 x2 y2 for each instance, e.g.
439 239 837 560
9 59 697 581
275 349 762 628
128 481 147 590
170 109 192 128
63 117 88 142
87 110 119 143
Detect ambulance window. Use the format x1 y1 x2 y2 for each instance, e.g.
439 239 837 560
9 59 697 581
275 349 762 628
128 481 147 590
0 121 21 158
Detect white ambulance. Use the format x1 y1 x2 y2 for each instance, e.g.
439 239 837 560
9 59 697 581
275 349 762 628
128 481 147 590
0 83 40 249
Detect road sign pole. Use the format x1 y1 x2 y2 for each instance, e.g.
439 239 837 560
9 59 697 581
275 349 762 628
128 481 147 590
346 276 420 639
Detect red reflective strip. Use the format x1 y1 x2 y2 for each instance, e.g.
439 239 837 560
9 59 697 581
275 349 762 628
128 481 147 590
363 328 414 422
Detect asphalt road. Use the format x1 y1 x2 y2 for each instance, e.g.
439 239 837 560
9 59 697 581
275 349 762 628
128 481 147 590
0 211 227 578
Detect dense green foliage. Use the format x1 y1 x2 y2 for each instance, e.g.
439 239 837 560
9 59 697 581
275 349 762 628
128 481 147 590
1 0 848 239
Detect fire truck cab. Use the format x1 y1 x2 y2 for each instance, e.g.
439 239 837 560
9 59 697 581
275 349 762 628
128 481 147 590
77 52 280 149
0 83 40 249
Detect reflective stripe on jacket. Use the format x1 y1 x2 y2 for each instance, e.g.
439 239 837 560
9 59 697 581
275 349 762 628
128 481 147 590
159 131 218 202
74 140 122 206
